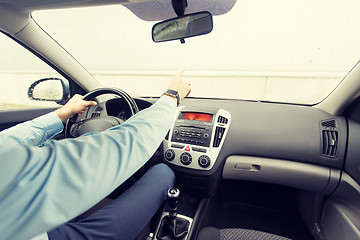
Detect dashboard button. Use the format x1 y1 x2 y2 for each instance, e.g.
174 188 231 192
164 149 175 161
171 144 184 149
180 152 192 165
192 147 206 153
198 155 211 168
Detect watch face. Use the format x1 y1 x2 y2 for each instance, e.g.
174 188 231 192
167 89 179 96
166 89 180 106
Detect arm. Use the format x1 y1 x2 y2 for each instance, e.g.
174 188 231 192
0 112 64 147
0 95 96 147
0 71 191 240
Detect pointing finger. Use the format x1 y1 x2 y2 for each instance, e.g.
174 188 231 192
176 69 185 77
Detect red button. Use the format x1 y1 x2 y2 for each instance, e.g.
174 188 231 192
185 146 190 151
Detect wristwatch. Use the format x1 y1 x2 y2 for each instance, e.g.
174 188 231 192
164 89 180 106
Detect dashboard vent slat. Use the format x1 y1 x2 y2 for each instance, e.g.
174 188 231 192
322 130 338 157
213 126 225 147
322 120 336 128
217 116 228 124
91 112 101 118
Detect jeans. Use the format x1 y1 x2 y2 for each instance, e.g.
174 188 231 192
48 163 175 240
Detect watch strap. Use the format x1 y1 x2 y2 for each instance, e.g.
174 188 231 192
164 89 180 106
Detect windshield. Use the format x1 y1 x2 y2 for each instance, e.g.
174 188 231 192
32 0 360 104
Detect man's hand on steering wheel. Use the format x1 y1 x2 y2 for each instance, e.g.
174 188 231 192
55 94 97 122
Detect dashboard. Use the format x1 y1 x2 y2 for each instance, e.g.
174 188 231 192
154 97 347 196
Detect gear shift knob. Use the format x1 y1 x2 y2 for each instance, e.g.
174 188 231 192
168 188 180 217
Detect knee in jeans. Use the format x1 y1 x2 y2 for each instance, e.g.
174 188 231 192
149 163 175 188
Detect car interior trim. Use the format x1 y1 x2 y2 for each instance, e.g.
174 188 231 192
321 173 360 240
223 155 341 194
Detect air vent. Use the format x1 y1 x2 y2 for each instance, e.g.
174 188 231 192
91 112 101 118
322 120 336 128
218 116 228 124
322 130 338 157
213 127 225 147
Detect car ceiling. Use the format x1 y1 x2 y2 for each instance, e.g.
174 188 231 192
0 0 236 21
124 0 236 21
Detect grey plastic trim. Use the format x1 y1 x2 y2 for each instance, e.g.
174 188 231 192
223 155 340 193
344 120 360 184
326 168 341 195
322 173 360 240
0 4 30 35
180 98 346 170
322 201 360 240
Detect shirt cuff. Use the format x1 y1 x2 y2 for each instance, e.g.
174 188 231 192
33 112 64 138
158 94 178 109
29 232 49 240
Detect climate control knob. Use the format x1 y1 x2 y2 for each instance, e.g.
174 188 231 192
198 155 211 168
180 152 192 165
164 149 175 161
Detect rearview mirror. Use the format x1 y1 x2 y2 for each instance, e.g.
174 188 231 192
152 11 213 43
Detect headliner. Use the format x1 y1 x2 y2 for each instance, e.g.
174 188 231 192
0 0 236 21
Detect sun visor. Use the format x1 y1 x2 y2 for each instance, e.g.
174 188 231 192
124 0 237 21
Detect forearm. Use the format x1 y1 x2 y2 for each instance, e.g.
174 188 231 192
0 112 64 147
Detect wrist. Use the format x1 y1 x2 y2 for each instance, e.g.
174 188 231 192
55 107 72 122
163 89 180 106
163 93 178 104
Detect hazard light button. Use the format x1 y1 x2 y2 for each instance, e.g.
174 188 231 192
185 145 191 151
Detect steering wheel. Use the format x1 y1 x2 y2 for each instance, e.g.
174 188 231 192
65 88 139 138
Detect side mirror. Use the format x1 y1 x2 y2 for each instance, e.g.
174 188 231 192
152 11 213 43
28 78 70 105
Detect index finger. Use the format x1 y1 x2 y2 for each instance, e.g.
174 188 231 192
176 69 185 77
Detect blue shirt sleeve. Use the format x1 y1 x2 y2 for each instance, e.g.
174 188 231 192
0 96 177 240
0 112 64 147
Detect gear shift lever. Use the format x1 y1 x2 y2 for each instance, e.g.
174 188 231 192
157 188 190 240
168 188 180 219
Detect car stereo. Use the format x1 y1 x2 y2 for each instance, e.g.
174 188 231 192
163 106 231 170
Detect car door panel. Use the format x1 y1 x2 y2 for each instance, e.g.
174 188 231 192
0 108 57 131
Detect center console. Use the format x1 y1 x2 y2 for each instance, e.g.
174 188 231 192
154 107 231 239
163 106 231 170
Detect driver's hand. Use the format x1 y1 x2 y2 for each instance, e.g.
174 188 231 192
167 69 191 101
55 94 97 122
